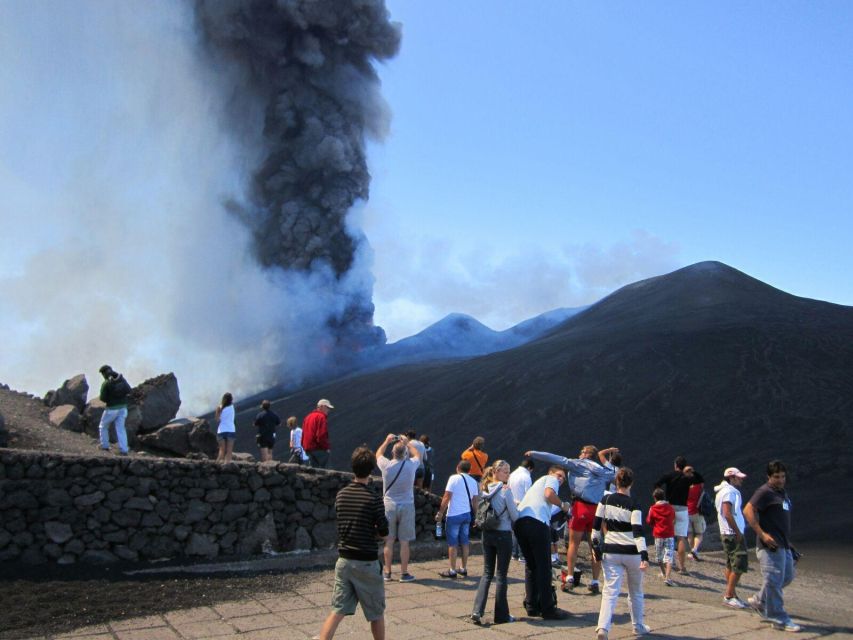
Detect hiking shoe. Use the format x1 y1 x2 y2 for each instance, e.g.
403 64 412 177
587 583 600 595
597 629 609 640
664 578 675 586
633 623 652 636
773 619 802 632
541 607 570 620
383 572 392 582
399 572 415 582
690 549 702 561
724 596 747 609
458 568 468 577
439 569 457 579
469 614 482 625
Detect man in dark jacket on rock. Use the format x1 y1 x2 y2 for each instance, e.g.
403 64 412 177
98 365 131 455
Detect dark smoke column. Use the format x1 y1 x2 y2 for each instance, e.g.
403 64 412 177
194 0 400 359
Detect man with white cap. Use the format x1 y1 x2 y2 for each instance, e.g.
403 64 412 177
303 399 334 468
714 466 748 608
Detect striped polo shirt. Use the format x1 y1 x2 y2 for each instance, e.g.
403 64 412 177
335 481 389 561
592 491 649 562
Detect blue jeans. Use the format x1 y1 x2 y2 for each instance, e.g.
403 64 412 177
99 407 128 453
756 547 795 623
445 512 471 547
472 529 513 622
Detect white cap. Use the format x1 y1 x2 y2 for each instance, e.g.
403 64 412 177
317 399 334 409
724 467 746 479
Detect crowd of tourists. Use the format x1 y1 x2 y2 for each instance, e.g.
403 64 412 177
184 394 802 640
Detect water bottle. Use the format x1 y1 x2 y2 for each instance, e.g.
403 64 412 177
435 520 443 539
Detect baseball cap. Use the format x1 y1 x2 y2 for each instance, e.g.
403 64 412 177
724 467 746 479
317 399 334 409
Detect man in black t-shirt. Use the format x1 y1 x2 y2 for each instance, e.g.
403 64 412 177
655 456 703 573
317 447 389 640
253 400 281 463
743 460 801 632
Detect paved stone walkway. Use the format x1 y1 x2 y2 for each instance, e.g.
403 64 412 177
38 551 851 640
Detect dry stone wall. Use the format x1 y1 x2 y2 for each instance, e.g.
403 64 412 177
0 450 440 565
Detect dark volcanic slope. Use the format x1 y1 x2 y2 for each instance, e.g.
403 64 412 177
237 262 853 541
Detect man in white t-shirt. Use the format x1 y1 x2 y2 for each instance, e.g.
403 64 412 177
434 460 479 578
514 465 571 620
508 458 534 561
714 467 749 608
377 434 421 583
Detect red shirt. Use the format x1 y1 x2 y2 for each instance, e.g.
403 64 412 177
686 483 704 515
301 409 329 451
647 501 675 538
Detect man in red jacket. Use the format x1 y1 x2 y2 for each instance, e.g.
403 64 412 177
303 399 334 468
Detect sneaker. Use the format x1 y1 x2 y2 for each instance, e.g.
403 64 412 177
541 607 570 620
383 572 392 582
773 619 802 632
664 578 675 587
747 594 763 614
551 558 563 568
399 572 415 582
587 582 600 595
517 556 526 563
723 596 747 609
469 614 482 625
690 549 702 561
633 623 652 636
565 578 575 591
597 629 609 640
458 568 468 577
493 615 515 624
439 569 457 579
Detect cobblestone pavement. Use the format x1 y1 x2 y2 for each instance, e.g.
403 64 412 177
30 550 852 640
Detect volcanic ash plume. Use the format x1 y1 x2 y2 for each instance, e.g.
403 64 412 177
193 0 401 355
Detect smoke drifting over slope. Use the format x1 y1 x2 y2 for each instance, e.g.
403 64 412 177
0 1 397 410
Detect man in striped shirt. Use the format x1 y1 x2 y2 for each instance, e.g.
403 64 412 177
317 447 390 640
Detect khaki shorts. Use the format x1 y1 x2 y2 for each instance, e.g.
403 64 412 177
722 535 749 575
331 558 385 621
688 513 706 535
386 503 416 542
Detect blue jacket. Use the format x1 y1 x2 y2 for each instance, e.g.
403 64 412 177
529 450 615 504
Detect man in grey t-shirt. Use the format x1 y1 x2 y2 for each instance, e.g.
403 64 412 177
376 434 421 582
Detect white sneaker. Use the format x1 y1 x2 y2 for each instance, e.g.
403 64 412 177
633 623 651 636
774 619 803 633
724 596 748 609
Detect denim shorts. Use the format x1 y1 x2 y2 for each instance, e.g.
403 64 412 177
446 512 471 547
217 432 236 441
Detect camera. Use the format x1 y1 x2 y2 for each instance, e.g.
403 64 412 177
390 434 403 443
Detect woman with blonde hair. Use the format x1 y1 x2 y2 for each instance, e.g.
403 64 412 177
471 460 519 625
287 416 307 464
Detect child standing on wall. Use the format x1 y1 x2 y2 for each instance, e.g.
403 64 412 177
647 488 676 586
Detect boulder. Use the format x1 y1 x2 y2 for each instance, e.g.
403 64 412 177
130 373 181 434
232 452 256 463
136 418 217 458
236 512 279 555
48 405 82 432
44 374 88 412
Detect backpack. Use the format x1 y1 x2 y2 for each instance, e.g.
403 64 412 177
698 491 716 523
474 492 507 531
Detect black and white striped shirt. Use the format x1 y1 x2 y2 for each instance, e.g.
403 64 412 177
592 491 649 562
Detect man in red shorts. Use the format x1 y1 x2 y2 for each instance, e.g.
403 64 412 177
526 445 618 594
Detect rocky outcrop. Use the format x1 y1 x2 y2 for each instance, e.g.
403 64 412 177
0 410 7 448
44 375 88 412
48 405 81 432
136 418 217 459
130 374 180 434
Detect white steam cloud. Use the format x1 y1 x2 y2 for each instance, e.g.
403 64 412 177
0 2 389 411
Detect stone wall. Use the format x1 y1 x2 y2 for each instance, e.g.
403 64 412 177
0 450 441 565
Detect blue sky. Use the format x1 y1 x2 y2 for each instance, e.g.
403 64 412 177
365 2 853 339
